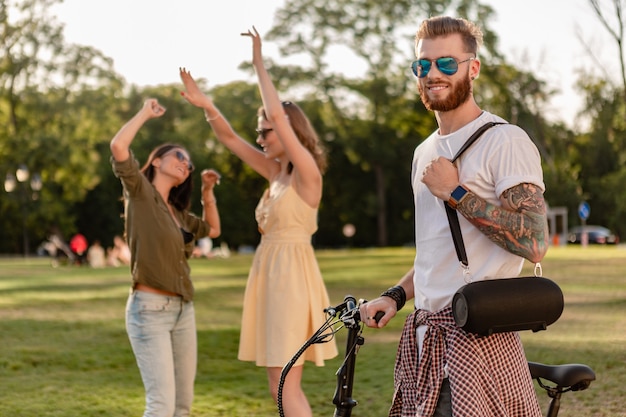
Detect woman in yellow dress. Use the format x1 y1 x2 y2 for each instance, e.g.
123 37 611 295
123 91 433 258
179 27 337 417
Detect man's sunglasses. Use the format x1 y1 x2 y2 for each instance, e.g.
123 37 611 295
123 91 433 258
411 56 475 78
255 128 274 140
167 150 194 172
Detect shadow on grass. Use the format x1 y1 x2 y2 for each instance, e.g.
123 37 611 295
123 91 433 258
0 312 400 417
2 318 617 417
1 248 624 416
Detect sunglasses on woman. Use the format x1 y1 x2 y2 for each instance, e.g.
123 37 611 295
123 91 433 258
411 56 475 78
255 128 273 140
167 150 194 172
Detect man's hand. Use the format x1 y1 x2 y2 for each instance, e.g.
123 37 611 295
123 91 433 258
359 297 397 328
421 156 459 200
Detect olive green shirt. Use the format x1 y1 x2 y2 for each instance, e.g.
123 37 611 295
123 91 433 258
112 154 211 301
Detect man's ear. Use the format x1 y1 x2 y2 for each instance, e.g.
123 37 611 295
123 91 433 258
470 58 481 80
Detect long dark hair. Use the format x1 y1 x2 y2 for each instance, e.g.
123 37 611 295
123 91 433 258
140 143 193 211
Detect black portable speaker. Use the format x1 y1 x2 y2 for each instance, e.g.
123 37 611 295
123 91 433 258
452 276 564 336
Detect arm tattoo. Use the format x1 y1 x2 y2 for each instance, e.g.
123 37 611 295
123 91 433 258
457 183 549 263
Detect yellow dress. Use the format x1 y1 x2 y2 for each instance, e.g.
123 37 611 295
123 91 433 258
237 183 338 367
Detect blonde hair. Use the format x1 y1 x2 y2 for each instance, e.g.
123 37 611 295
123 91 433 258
415 16 483 55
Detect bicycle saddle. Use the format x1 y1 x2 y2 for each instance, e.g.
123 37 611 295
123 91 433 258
528 362 596 391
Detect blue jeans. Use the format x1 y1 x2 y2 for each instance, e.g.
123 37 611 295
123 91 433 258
126 290 197 417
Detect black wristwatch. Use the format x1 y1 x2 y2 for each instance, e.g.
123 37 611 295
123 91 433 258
448 185 469 209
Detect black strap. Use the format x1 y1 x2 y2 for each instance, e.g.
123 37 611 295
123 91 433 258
445 122 505 266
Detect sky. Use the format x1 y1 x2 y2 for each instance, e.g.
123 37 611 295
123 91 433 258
52 0 608 129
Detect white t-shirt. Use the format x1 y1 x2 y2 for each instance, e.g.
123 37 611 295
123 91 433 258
411 111 545 313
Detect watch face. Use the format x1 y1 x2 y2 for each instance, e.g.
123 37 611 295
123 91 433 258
451 186 468 201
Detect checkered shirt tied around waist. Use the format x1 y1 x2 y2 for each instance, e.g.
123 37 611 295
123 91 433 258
389 308 542 417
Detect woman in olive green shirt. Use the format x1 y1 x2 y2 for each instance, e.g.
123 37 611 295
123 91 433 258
110 98 221 417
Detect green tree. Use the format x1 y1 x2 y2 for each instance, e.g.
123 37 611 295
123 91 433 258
80 80 270 249
0 0 123 253
569 76 626 234
0 0 589 253
566 0 626 236
263 0 551 246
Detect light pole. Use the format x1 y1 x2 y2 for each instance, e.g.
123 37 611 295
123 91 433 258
4 164 42 256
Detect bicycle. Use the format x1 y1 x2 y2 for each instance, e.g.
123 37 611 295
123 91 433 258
278 295 596 417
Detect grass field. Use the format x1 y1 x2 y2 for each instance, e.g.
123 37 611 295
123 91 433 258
0 246 624 416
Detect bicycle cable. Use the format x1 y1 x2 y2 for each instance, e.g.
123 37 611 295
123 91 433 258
277 298 356 417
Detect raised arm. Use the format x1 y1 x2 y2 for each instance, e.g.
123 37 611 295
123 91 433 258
242 27 323 206
179 68 274 180
110 99 165 161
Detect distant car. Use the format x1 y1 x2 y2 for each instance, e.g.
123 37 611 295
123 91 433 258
567 225 619 245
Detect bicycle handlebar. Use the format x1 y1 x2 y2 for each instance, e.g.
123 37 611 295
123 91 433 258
331 296 384 417
328 297 384 327
278 296 386 417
